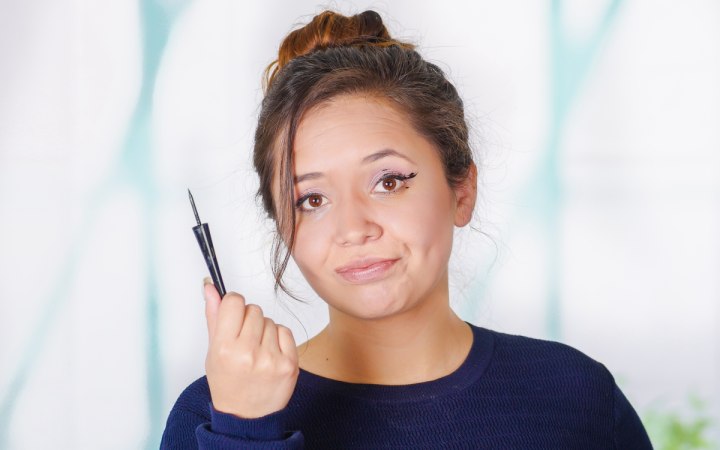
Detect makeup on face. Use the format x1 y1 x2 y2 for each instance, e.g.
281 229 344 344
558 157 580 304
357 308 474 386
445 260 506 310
294 168 418 214
288 95 460 320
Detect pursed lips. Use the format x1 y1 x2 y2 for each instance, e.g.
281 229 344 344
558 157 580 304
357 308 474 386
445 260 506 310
334 256 400 283
335 256 398 273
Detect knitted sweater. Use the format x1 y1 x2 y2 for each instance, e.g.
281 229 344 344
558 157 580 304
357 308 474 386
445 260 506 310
161 323 653 449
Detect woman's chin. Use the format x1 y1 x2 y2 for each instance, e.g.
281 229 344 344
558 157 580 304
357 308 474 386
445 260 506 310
328 287 416 321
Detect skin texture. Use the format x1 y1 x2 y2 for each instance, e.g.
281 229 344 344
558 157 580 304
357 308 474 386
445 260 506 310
204 94 478 419
204 280 299 419
285 95 478 384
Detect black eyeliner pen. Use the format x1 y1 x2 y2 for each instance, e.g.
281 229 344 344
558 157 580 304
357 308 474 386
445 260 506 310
188 189 227 298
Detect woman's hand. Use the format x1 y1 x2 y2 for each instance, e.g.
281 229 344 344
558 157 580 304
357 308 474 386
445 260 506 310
203 278 299 419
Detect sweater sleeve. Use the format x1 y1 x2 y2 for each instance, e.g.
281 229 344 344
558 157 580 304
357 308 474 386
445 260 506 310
194 403 304 449
612 384 653 449
160 376 304 450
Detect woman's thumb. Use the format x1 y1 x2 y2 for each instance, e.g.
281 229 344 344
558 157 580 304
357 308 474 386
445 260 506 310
203 277 221 339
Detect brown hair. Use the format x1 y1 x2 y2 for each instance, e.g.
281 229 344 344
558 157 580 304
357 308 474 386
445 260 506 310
253 10 474 299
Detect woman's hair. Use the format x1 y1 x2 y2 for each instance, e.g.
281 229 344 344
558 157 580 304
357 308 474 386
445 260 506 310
253 10 474 299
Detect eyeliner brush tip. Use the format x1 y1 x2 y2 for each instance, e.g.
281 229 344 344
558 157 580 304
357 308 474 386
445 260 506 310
188 189 202 226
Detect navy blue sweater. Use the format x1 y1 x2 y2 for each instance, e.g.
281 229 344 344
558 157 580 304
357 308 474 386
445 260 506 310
161 323 653 449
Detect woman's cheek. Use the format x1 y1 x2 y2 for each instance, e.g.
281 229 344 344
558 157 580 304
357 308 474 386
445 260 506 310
293 220 328 273
405 187 455 250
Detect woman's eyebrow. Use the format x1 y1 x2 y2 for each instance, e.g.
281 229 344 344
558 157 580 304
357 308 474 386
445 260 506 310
361 148 415 165
294 148 415 184
294 172 322 184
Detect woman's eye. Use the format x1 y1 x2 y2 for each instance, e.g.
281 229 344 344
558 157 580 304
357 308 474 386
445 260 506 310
296 193 327 212
372 172 417 193
380 178 398 191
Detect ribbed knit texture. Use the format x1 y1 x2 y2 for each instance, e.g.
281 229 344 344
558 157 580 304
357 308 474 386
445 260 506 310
161 324 653 449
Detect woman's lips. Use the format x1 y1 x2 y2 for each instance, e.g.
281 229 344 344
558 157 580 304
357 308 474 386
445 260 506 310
335 258 399 283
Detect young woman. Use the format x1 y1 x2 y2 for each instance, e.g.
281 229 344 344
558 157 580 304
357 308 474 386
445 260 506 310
161 10 652 449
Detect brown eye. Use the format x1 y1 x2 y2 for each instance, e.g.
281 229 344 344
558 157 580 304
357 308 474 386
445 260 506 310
382 178 397 191
296 192 328 213
308 194 323 207
371 172 416 194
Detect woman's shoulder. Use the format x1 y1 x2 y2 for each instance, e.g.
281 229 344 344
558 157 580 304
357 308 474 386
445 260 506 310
475 325 615 391
469 325 653 447
482 325 609 366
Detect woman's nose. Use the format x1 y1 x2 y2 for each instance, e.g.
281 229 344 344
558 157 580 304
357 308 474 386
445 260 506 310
333 194 382 246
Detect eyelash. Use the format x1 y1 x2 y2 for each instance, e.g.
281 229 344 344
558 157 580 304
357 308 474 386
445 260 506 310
294 171 418 214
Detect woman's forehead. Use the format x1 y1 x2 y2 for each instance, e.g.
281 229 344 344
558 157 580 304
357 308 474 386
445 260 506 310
270 94 435 199
293 96 418 160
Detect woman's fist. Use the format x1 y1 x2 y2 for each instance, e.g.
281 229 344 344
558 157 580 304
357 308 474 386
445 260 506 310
203 279 299 419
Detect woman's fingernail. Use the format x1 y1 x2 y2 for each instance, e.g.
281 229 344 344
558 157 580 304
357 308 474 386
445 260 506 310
203 276 212 285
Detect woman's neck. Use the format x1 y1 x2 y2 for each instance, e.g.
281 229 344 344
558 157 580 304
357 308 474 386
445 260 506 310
297 300 473 385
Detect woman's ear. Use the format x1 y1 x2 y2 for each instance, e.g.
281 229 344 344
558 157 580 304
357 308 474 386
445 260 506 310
453 163 477 227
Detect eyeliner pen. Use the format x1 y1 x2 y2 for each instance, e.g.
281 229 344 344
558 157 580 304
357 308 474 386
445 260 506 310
188 189 227 298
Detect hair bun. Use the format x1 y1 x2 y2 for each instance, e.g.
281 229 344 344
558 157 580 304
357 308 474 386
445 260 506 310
264 10 413 90
356 10 385 39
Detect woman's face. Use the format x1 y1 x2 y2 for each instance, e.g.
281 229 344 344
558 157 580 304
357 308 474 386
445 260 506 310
278 94 475 321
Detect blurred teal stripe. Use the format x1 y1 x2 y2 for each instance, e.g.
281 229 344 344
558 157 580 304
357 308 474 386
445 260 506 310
465 0 623 341
542 0 623 340
0 188 108 448
0 1 189 448
127 1 190 447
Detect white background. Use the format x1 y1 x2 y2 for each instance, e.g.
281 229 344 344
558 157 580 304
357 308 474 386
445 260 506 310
0 1 718 448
